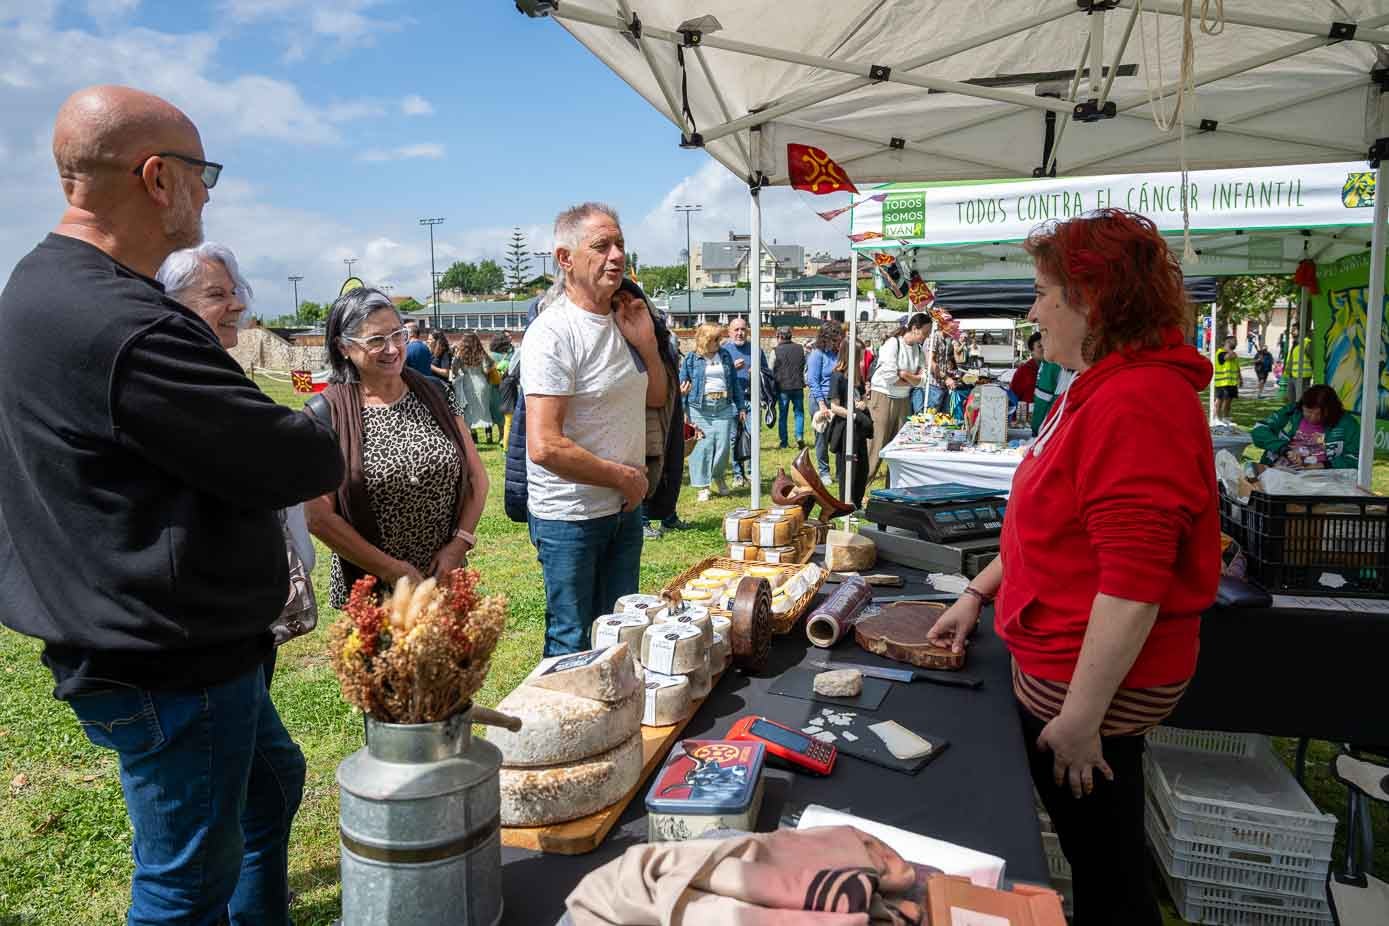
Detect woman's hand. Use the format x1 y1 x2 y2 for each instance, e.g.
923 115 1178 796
680 381 691 396
427 537 471 580
925 595 981 654
1036 710 1114 798
385 559 425 586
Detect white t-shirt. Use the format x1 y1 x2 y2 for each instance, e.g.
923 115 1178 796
519 294 648 521
870 336 924 398
702 355 728 396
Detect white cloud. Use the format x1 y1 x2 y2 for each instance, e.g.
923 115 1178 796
357 142 445 162
401 94 433 116
85 0 140 21
222 0 408 59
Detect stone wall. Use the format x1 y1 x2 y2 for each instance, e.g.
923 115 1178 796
228 327 324 372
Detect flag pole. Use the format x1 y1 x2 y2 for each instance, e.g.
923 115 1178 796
844 243 859 516
1357 156 1388 490
749 127 764 509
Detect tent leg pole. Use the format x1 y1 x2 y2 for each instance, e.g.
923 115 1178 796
1356 160 1388 490
1210 306 1218 423
1295 286 1310 398
748 130 763 509
1286 299 1296 403
844 248 859 517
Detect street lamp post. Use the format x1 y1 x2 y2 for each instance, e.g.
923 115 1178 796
532 251 551 280
675 204 701 317
419 217 445 329
343 258 357 277
288 275 303 320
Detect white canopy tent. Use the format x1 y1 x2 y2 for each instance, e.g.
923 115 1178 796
519 0 1389 491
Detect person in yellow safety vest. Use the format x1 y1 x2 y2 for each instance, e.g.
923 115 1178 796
1285 334 1313 383
1213 335 1241 421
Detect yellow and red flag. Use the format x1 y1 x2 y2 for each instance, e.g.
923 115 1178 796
787 143 858 195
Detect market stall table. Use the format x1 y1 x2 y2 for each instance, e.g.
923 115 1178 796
499 565 1049 925
880 442 1023 494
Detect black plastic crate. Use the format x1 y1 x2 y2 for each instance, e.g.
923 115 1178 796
1220 489 1389 597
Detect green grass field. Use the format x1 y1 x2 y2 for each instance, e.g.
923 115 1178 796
0 376 1383 923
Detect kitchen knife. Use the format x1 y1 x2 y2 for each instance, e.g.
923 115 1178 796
813 659 983 689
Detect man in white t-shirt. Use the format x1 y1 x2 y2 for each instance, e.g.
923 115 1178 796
520 202 669 655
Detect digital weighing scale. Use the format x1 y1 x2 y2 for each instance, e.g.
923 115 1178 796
862 483 1007 578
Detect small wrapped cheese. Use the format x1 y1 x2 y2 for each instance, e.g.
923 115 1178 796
762 546 799 565
641 669 693 727
526 643 639 703
746 565 787 589
710 632 730 674
641 623 707 675
723 508 765 542
655 605 713 645
826 529 876 572
754 515 797 547
767 505 807 531
711 614 731 639
726 542 758 562
701 567 738 583
686 653 712 700
616 593 665 616
679 587 716 608
591 612 651 650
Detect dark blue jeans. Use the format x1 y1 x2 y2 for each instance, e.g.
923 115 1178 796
68 663 304 926
529 509 644 656
777 388 805 446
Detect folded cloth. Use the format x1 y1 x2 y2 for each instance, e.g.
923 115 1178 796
564 826 929 926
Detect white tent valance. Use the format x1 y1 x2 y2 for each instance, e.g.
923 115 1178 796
849 161 1378 278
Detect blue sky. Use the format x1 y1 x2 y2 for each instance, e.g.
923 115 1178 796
1 1 844 313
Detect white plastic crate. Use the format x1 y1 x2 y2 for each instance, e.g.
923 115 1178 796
1145 736 1337 850
1146 801 1329 900
1157 859 1333 925
1148 727 1263 758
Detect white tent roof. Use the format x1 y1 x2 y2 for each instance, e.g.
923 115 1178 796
530 1 1389 185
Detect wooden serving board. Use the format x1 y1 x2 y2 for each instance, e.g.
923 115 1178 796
498 673 719 855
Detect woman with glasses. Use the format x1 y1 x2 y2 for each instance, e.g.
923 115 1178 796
450 332 496 444
305 288 488 607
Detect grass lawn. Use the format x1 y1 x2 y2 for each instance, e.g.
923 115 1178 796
0 378 1383 923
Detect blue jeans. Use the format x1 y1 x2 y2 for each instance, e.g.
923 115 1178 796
777 388 805 446
909 386 926 415
68 664 304 926
814 413 832 477
688 397 737 488
529 509 643 656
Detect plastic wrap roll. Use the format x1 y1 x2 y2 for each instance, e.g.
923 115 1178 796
805 576 873 648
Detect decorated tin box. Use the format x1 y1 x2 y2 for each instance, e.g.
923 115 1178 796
645 739 766 842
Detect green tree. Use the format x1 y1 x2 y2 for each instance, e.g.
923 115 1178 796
439 260 478 296
296 300 326 325
396 297 426 314
637 264 688 294
476 259 505 295
505 228 530 292
1216 275 1294 341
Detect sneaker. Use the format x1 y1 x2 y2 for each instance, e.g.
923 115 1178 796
797 439 806 450
661 517 693 531
713 478 729 496
731 475 747 489
697 488 711 503
642 523 663 540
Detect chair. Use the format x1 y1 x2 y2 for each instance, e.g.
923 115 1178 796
1328 750 1389 925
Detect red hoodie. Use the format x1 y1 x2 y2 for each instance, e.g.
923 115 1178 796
994 331 1219 689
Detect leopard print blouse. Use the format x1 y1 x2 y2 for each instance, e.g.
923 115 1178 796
329 390 461 608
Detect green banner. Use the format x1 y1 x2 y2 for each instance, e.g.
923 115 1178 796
882 192 925 239
1311 250 1389 453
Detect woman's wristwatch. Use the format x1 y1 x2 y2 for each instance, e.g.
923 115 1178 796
453 527 477 550
961 586 993 606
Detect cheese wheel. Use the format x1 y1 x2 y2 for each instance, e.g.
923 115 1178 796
525 643 639 703
687 653 712 700
499 732 643 826
656 607 713 645
701 567 738 583
710 632 730 674
488 685 640 768
723 508 765 542
590 613 651 651
768 505 807 531
771 590 792 614
726 542 757 562
711 614 731 638
641 668 693 726
746 565 787 589
688 576 726 593
760 546 799 564
754 515 797 547
616 594 665 617
679 587 716 607
641 623 706 675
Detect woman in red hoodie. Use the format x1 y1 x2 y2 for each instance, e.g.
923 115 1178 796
928 210 1219 926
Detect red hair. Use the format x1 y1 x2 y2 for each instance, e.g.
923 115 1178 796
1024 209 1190 361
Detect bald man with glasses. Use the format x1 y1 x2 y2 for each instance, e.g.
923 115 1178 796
0 86 342 925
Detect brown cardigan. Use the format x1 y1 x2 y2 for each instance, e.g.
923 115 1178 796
321 368 471 589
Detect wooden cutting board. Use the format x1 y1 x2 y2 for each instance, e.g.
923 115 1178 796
853 601 966 671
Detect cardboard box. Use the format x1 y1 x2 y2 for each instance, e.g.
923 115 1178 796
926 874 1067 926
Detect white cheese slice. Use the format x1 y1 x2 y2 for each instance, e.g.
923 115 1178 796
525 642 638 703
641 623 706 675
590 613 650 651
869 720 934 760
488 685 640 768
499 732 642 827
641 669 693 727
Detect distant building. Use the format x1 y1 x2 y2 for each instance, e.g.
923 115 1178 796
402 299 532 332
693 232 804 289
817 257 875 281
775 274 851 311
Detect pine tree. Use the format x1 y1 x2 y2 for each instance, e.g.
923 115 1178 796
505 228 530 293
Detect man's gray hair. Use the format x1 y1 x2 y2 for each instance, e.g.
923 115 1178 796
541 202 621 311
155 242 255 313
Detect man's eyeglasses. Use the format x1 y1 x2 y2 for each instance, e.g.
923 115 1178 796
131 152 223 190
341 327 409 354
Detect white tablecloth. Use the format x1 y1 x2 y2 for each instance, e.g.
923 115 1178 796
879 442 1023 494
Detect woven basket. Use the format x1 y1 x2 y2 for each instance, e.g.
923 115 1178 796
661 556 827 635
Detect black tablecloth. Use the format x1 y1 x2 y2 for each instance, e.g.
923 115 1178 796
1168 604 1389 746
500 566 1049 925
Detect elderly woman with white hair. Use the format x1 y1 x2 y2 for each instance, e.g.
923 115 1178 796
156 242 319 688
156 241 254 349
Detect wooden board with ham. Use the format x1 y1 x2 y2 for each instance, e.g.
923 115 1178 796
852 601 966 671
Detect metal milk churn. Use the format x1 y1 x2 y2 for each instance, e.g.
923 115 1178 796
338 706 507 925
